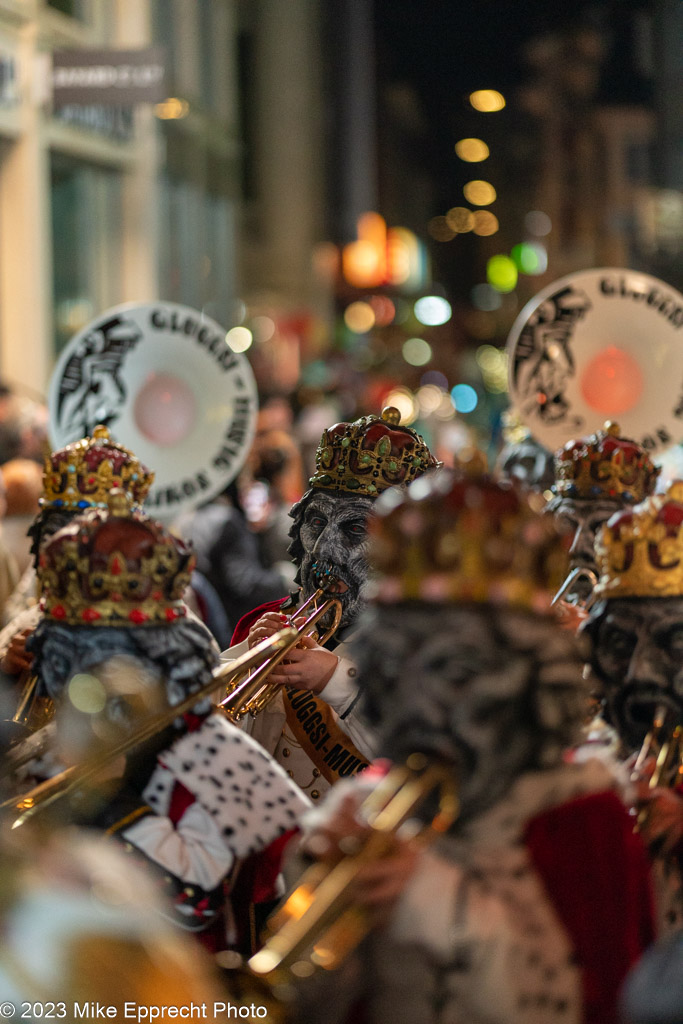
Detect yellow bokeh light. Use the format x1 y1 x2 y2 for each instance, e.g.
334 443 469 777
445 207 474 233
455 138 490 162
344 301 376 333
417 385 445 414
469 89 506 112
427 216 455 242
472 210 499 236
226 326 253 352
384 388 417 425
67 673 107 715
154 97 190 120
463 181 497 206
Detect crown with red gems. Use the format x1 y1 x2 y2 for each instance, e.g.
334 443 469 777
367 456 569 612
37 491 193 626
309 407 439 498
40 425 154 512
594 481 683 599
553 421 659 504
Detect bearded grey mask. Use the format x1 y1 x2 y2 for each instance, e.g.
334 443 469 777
547 495 620 603
288 491 375 630
353 604 587 826
584 597 683 752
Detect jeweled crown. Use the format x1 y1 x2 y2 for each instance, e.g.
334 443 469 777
368 463 569 611
553 421 659 503
41 425 154 511
594 481 683 599
309 407 439 498
37 491 193 626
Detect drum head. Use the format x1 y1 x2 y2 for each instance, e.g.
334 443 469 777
48 301 258 517
506 268 683 454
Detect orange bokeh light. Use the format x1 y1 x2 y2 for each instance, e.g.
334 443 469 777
580 345 644 415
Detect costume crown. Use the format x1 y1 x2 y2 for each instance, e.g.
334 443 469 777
41 425 154 511
594 481 683 599
368 462 569 612
309 406 439 498
37 491 193 626
553 421 659 503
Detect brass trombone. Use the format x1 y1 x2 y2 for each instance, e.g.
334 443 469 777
219 588 343 721
1 626 298 829
248 753 459 981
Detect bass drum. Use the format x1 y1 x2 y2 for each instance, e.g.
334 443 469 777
506 268 683 455
47 301 258 519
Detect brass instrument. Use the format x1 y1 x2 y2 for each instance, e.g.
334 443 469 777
219 588 343 721
631 703 683 834
247 753 458 981
551 566 599 611
1 626 298 829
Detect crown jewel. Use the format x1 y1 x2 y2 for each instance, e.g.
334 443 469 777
41 425 154 512
594 481 683 599
368 466 569 611
553 421 659 504
309 406 439 497
37 491 193 626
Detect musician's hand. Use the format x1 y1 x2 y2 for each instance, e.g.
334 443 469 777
1 629 34 676
247 612 291 649
264 634 339 693
634 781 683 856
303 792 418 924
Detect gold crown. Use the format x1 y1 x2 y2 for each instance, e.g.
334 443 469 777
553 421 659 504
368 465 569 612
37 491 193 626
41 425 154 512
309 407 439 497
594 481 683 599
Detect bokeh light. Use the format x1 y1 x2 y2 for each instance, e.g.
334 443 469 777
451 383 479 413
580 345 644 415
476 345 508 392
414 295 452 326
524 211 552 236
344 301 376 333
427 216 456 242
486 255 518 293
511 242 548 275
251 316 275 343
445 207 474 233
226 326 253 352
384 387 418 425
402 337 432 366
463 180 497 206
471 283 502 311
472 210 499 236
369 295 396 326
421 370 449 389
417 384 445 414
455 138 490 162
469 89 506 112
68 673 107 714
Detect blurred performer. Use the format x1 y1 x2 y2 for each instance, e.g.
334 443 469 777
0 457 43 579
0 425 153 681
0 828 226 1021
222 407 439 804
547 421 659 607
22 493 309 947
293 466 654 1024
583 481 683 932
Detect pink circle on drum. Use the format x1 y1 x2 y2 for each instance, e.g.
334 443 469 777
133 372 197 445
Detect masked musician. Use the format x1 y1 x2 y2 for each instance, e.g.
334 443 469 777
0 426 154 692
20 492 308 949
291 464 654 1024
547 421 659 608
221 407 439 804
582 481 683 933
